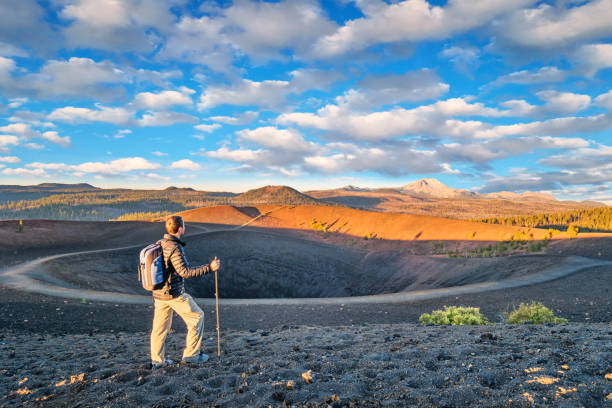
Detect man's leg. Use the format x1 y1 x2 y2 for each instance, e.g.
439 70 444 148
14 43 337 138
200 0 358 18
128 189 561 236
150 299 173 364
170 293 205 360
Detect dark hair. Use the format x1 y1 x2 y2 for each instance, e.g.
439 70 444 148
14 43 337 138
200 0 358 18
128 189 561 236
166 215 184 234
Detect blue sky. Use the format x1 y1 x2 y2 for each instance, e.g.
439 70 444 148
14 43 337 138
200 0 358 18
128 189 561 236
0 0 611 203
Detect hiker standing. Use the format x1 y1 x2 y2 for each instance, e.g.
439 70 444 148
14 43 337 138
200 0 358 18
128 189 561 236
150 215 220 368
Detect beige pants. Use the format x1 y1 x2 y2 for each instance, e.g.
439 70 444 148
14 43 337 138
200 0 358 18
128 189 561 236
150 293 204 363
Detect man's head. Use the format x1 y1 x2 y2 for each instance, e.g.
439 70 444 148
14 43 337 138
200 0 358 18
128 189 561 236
166 215 185 237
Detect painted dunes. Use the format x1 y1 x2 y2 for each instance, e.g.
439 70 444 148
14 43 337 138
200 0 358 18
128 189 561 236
177 205 552 241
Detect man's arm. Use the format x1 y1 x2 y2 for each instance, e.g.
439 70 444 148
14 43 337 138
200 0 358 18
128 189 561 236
168 246 211 279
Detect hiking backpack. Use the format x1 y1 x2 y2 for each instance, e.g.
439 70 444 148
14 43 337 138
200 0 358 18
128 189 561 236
138 241 166 291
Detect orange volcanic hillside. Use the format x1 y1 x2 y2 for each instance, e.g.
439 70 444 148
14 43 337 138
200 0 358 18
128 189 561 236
177 205 553 241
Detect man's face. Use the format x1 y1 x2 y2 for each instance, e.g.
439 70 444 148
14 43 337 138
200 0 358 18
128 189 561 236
178 224 185 237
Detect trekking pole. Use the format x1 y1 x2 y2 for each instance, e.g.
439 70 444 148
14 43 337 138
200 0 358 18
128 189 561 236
214 257 221 357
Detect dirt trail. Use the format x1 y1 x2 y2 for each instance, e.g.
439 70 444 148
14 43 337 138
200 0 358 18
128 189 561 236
2 232 610 306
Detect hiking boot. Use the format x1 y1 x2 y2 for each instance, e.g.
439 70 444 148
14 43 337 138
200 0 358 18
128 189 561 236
151 359 174 369
181 353 209 364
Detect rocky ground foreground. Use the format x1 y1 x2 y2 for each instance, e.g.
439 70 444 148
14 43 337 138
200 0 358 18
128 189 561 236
2 323 611 407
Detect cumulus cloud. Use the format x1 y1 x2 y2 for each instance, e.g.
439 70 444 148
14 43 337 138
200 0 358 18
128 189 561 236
198 69 342 110
236 127 317 152
303 143 440 175
48 104 197 127
0 0 57 54
135 111 198 127
210 111 259 125
475 113 612 139
335 69 449 110
48 106 132 125
40 131 71 147
1 167 47 177
25 156 160 176
501 91 591 118
170 159 202 171
0 57 128 101
194 123 221 133
159 0 337 70
206 146 265 163
439 136 590 165
0 123 70 147
594 89 612 110
220 0 337 61
487 66 568 88
313 0 534 57
156 15 233 72
440 45 480 75
131 87 194 110
0 134 19 147
573 43 612 77
0 156 20 163
493 0 612 51
538 144 612 170
59 0 181 52
278 97 505 141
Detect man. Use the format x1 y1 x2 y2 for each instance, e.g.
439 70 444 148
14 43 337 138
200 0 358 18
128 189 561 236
151 215 220 368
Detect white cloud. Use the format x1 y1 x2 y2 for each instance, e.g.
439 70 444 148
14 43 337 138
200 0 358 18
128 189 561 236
476 113 612 139
220 0 337 61
336 69 449 109
210 111 259 125
136 111 198 127
199 78 290 110
0 41 28 57
24 142 44 150
440 45 480 75
0 123 38 138
114 129 132 139
538 144 612 170
60 0 180 52
198 69 341 110
574 43 612 77
152 151 167 157
594 89 612 110
132 88 194 110
143 172 170 181
7 97 28 109
157 15 233 72
170 159 202 171
488 66 568 88
48 106 132 125
194 123 221 133
303 143 440 175
236 127 316 152
313 0 535 57
0 0 56 53
26 157 160 176
501 91 591 117
48 104 196 127
279 97 505 141
0 57 128 101
0 156 20 163
206 146 264 163
495 1 612 50
1 167 46 177
0 123 70 147
41 131 71 147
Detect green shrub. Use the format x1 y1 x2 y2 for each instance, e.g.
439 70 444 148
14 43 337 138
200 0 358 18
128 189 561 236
506 302 568 324
419 306 490 325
